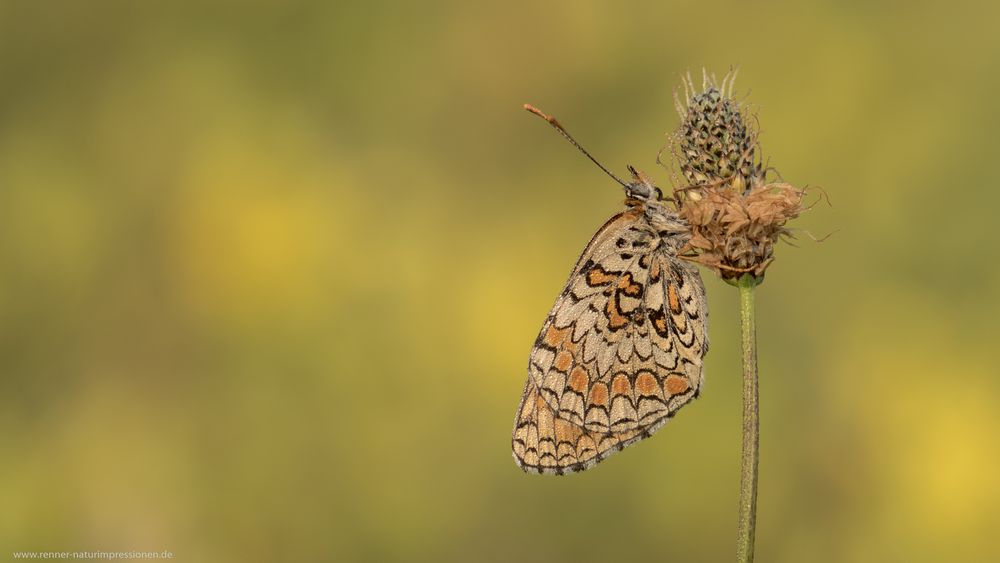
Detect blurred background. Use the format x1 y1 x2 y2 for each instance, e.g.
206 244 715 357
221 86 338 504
1 1 999 561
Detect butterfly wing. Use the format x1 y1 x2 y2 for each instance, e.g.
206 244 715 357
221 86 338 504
512 208 708 474
512 378 645 474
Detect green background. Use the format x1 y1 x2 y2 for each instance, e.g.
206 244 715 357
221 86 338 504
2 1 999 562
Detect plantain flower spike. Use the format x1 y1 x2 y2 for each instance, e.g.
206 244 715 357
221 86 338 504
669 69 806 282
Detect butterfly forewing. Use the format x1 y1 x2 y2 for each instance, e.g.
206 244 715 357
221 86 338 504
513 204 708 474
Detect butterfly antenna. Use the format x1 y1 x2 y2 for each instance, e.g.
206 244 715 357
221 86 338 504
523 104 628 188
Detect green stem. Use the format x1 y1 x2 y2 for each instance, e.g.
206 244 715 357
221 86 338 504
736 274 759 563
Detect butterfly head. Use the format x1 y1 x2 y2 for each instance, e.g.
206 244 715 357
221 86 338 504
623 165 690 242
624 165 663 202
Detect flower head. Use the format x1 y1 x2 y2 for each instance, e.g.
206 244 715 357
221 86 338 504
669 71 806 281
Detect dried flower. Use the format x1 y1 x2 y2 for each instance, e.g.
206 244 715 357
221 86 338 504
668 70 806 281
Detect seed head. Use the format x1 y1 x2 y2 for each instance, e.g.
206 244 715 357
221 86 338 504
675 76 763 193
669 70 806 281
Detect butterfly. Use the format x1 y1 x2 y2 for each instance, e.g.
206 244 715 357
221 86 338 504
512 105 709 475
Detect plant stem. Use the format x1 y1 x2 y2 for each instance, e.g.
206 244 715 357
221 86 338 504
736 273 759 563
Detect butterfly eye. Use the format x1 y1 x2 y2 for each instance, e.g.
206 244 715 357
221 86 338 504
654 187 663 200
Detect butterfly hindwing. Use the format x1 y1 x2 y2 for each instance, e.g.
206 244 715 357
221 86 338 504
514 206 708 474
